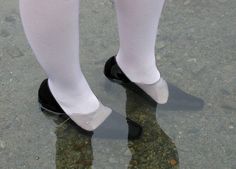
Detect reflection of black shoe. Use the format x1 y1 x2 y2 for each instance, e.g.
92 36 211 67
38 79 142 140
158 83 205 111
104 55 169 104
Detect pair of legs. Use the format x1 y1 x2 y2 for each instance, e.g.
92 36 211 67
19 0 165 129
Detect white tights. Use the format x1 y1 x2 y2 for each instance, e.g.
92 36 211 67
19 0 165 128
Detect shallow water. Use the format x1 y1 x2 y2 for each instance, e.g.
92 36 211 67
54 83 184 169
0 0 235 168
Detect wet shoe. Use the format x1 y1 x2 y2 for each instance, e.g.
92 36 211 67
38 78 142 140
104 55 169 104
158 83 205 111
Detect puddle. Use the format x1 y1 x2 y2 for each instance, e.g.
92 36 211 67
51 82 205 169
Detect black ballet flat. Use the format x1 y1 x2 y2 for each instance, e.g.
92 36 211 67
104 55 163 104
38 78 142 140
104 56 205 111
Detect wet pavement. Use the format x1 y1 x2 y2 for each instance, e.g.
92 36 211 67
0 0 235 168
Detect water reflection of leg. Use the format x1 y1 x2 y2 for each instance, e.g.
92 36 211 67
48 109 132 169
125 89 179 169
91 137 131 169
53 117 94 169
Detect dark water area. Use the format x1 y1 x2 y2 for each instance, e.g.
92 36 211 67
51 82 206 169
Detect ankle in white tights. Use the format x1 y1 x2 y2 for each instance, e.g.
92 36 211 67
114 0 166 84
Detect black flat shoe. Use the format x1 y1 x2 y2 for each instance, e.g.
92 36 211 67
104 56 132 85
104 55 169 104
104 56 205 111
38 78 142 140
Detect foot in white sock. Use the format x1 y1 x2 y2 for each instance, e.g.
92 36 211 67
135 77 169 104
104 56 169 104
38 78 142 140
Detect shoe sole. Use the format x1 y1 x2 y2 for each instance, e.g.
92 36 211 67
38 102 96 137
38 96 69 118
39 103 65 116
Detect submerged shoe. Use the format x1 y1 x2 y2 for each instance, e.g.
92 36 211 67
38 78 142 140
104 55 169 104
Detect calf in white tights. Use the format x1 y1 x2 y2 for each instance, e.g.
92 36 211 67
19 0 167 131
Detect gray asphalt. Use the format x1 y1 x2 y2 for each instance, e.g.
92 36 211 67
0 0 235 169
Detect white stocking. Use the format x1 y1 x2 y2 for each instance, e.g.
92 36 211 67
114 0 169 104
114 0 166 84
19 0 111 130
